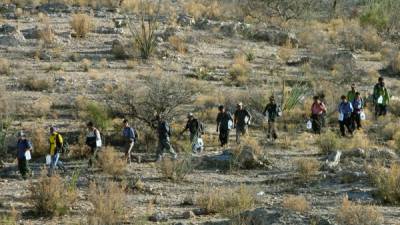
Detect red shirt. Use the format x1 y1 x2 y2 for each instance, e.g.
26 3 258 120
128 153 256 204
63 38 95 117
311 102 326 115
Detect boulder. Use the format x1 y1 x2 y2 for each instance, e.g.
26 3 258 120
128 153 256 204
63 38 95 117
322 150 342 171
237 146 264 169
182 210 195 219
252 28 298 46
177 14 195 26
111 39 129 59
21 27 41 39
234 208 281 225
195 18 220 30
220 22 252 37
0 31 25 46
0 24 17 34
37 3 72 13
342 148 366 158
149 212 168 222
95 26 124 35
368 147 397 160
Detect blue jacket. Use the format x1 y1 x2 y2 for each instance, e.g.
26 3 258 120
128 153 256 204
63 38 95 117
123 127 135 140
17 139 32 159
338 101 353 118
352 98 363 113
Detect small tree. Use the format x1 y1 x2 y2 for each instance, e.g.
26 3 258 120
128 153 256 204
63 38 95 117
111 75 196 127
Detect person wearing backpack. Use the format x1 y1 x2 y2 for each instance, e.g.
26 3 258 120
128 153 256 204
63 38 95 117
216 105 233 147
310 96 327 134
16 131 33 179
86 121 102 167
180 113 203 153
122 119 137 164
373 77 390 117
338 95 354 137
351 92 364 130
155 114 177 162
48 126 66 175
263 96 280 141
234 102 252 144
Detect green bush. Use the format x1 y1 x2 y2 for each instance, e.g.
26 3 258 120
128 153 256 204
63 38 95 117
78 100 111 131
360 6 389 32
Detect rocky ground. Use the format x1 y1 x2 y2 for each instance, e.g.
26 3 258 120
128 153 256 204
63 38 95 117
1 1 400 225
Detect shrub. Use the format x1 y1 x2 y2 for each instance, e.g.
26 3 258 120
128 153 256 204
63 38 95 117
230 136 265 170
38 23 56 46
317 130 340 155
390 52 400 74
30 170 78 217
158 156 193 182
88 181 126 225
296 158 319 182
70 13 93 38
20 76 53 91
184 1 222 20
196 185 255 217
32 96 52 117
366 163 400 204
31 127 48 157
336 21 382 52
336 196 384 225
98 147 126 176
282 195 311 214
77 99 111 131
229 54 250 86
359 3 389 32
0 58 11 75
168 35 187 54
80 58 92 72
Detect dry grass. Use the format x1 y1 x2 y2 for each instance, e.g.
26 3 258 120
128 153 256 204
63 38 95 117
317 130 340 155
32 96 52 117
0 207 18 225
70 13 93 38
80 58 92 72
184 1 222 20
229 54 250 86
168 35 187 54
0 58 11 75
30 169 78 217
158 156 193 182
196 185 255 217
38 22 57 46
366 163 400 204
31 127 48 157
296 158 320 182
390 52 400 74
282 195 311 214
20 76 53 91
342 130 372 150
98 147 126 176
88 181 126 225
336 196 384 225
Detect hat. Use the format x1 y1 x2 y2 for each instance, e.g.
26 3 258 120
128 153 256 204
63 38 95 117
17 131 25 137
187 112 194 118
237 102 243 106
270 96 275 100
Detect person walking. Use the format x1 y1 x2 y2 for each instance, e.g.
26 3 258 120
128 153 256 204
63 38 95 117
122 119 137 164
338 95 354 137
347 83 357 102
310 96 327 134
373 77 390 117
180 113 203 153
263 96 280 141
234 102 252 144
48 126 66 175
351 92 364 130
155 115 177 161
16 131 33 179
85 122 102 167
216 105 233 147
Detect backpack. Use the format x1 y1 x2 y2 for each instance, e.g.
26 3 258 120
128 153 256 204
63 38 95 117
132 127 139 140
57 134 69 154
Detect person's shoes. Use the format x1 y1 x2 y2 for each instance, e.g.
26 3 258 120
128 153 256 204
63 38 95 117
172 154 178 160
156 155 163 162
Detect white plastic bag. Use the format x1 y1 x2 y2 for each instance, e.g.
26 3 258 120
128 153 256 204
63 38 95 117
360 111 366 120
193 138 204 152
25 151 31 161
46 154 51 165
245 116 251 125
377 96 383 104
228 120 233 130
306 120 312 130
338 113 344 121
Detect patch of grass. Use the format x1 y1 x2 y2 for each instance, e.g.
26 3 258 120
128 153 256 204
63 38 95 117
157 155 193 182
317 130 340 155
336 196 383 225
229 54 250 86
80 58 92 72
30 169 78 217
282 195 311 214
168 35 187 54
390 52 400 74
0 207 18 225
31 127 48 157
88 181 126 225
296 158 319 182
20 76 53 92
366 163 400 204
76 98 111 131
70 13 93 38
196 185 255 217
0 58 11 75
98 147 126 176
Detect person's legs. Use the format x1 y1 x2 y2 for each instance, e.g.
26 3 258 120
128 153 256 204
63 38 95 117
382 105 387 116
190 132 198 153
156 140 164 161
313 115 322 134
355 113 361 129
339 121 345 137
162 138 177 159
18 158 28 179
344 117 353 135
267 121 272 139
236 126 241 144
55 153 65 171
125 142 134 164
271 121 277 139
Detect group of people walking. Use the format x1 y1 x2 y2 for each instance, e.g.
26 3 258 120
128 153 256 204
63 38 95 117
15 77 391 179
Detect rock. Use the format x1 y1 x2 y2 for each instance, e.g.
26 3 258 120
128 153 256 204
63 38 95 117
21 27 41 39
220 22 239 36
111 39 129 59
319 49 355 69
0 31 25 46
0 24 17 34
149 212 168 222
177 14 195 26
368 147 397 160
343 148 366 158
174 223 188 225
182 210 195 219
195 18 220 30
323 150 342 171
163 27 178 40
37 3 72 13
286 55 311 66
192 208 209 216
113 18 128 28
95 26 124 35
195 150 233 170
202 220 230 225
252 28 298 46
234 208 281 225
0 3 16 14
37 49 52 61
237 146 265 169
5 13 17 20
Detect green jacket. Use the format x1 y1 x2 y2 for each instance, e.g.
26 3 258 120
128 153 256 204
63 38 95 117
347 90 356 102
373 84 390 105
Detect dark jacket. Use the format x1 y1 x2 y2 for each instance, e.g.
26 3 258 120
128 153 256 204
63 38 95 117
263 103 279 122
158 120 171 140
184 118 201 134
217 112 233 131
234 109 251 127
